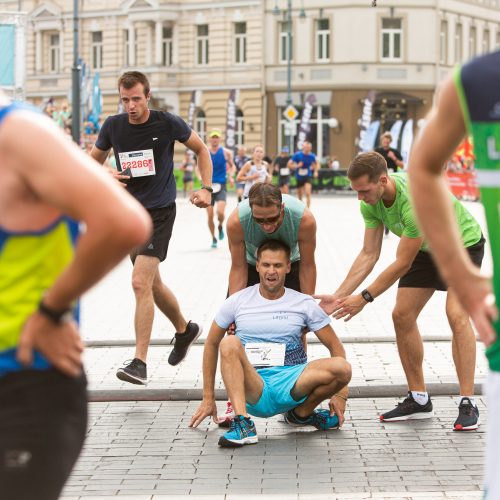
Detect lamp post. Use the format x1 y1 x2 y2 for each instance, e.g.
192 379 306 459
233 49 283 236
273 1 306 152
71 0 80 144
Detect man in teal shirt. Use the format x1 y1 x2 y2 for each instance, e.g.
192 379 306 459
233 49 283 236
409 50 500 499
316 151 484 430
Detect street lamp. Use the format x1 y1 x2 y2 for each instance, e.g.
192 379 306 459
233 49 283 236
273 0 306 152
71 0 81 144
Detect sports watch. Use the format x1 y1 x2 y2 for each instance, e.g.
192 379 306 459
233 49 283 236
361 289 374 303
201 185 213 193
38 299 72 325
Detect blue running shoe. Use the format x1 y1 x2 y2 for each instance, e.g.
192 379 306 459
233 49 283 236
284 408 339 430
218 415 258 447
218 224 225 241
211 237 217 248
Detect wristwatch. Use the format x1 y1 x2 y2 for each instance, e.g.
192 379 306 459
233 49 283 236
38 299 72 325
361 289 374 303
201 185 213 193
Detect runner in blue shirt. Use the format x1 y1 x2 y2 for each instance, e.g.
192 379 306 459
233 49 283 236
289 141 319 208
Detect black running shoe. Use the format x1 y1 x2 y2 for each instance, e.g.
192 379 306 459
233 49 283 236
116 358 147 385
454 397 480 431
380 392 433 422
168 321 203 366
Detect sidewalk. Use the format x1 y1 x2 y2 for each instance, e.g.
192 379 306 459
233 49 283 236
70 193 491 498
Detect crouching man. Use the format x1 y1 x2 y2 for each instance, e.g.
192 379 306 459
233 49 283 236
189 240 351 447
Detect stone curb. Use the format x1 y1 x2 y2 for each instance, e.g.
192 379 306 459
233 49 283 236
88 381 485 402
85 335 454 348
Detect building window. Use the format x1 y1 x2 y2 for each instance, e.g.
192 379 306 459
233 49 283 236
278 105 330 160
194 109 206 143
316 18 330 62
162 26 173 66
279 21 293 63
454 23 462 63
440 20 447 65
381 18 402 61
49 33 60 73
469 26 477 57
91 31 103 70
483 29 490 54
234 22 247 64
235 109 244 146
196 25 209 65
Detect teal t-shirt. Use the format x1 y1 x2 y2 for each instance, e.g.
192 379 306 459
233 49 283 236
360 173 482 251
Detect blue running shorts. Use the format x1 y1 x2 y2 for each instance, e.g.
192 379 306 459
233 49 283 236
246 363 308 418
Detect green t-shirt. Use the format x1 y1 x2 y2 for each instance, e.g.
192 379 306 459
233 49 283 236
455 52 500 372
360 173 482 251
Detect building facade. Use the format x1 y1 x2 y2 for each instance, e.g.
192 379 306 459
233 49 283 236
0 0 499 164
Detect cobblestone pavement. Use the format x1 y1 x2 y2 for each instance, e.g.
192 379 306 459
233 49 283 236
61 397 486 499
67 194 491 498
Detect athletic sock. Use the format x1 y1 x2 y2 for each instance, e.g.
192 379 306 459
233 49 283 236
290 408 309 422
411 391 429 406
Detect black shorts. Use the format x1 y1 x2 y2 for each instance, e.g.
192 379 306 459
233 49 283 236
211 184 227 206
247 260 301 291
399 236 485 291
296 177 312 188
279 176 290 187
183 175 193 183
132 204 176 263
0 368 87 500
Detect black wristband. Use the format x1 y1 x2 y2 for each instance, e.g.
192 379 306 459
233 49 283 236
361 289 374 303
38 300 72 325
201 185 213 193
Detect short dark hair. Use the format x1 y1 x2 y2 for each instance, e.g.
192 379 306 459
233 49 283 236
248 183 282 209
118 71 150 97
347 151 388 182
256 239 291 261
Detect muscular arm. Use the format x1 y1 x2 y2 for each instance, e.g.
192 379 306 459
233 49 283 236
189 321 226 427
297 209 317 294
315 324 346 359
409 76 497 345
90 145 109 165
227 209 248 295
185 130 212 188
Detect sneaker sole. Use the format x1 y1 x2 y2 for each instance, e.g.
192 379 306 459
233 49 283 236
116 370 147 386
218 435 258 447
380 411 434 422
168 324 204 366
454 419 480 431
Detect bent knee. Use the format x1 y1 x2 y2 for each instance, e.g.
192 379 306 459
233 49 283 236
392 307 417 329
331 358 352 386
219 335 243 356
132 277 153 295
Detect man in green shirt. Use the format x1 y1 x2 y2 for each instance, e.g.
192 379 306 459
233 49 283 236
316 151 484 430
409 50 500 499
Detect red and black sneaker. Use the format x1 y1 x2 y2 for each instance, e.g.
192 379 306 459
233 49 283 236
454 397 480 431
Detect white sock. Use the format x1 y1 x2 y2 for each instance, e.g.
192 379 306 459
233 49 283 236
411 391 429 405
458 395 476 407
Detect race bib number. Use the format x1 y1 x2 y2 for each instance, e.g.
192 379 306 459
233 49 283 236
280 167 290 176
119 149 156 178
212 183 222 194
298 168 308 177
245 342 285 367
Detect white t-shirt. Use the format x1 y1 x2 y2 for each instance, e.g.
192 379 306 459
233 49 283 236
215 285 331 357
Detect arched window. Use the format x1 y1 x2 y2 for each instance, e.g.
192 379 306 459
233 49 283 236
235 108 244 146
194 109 206 143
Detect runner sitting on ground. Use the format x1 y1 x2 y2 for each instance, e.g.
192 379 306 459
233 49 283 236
189 239 351 447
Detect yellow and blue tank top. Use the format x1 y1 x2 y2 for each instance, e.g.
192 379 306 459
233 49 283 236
454 50 500 372
0 103 80 376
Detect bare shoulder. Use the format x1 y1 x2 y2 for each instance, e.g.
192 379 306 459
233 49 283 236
227 208 243 240
299 208 317 233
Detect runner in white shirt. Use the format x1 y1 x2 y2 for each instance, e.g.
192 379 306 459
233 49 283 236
189 239 351 447
237 144 272 199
